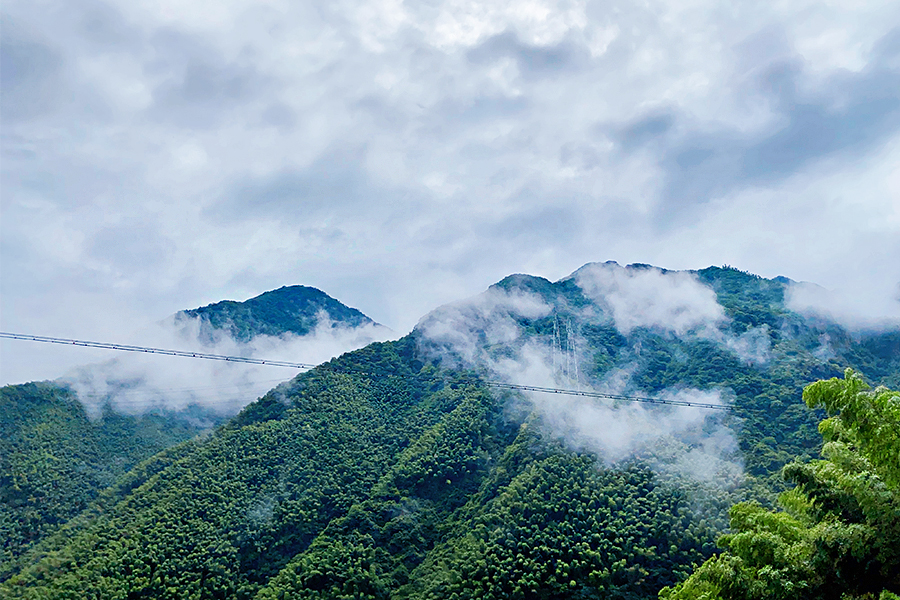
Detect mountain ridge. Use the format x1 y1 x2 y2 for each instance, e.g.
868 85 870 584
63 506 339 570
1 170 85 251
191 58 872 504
3 263 899 597
178 284 383 343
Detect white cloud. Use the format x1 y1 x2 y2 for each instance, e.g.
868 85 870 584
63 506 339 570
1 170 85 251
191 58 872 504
785 280 900 330
415 286 551 365
64 313 394 417
1 0 898 386
573 263 726 336
475 338 743 484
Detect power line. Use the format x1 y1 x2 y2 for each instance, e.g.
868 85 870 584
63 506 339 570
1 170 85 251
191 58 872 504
2 331 742 412
0 332 318 369
483 382 734 411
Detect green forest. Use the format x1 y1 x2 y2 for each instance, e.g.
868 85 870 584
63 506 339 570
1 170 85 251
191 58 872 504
1 265 898 598
0 383 210 578
179 285 379 343
662 370 899 600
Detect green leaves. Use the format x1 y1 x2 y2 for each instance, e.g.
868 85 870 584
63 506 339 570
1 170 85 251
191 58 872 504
660 370 900 600
804 368 900 490
0 383 209 576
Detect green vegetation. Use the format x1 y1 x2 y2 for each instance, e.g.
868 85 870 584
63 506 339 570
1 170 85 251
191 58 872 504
660 370 900 600
180 285 377 342
1 283 381 574
3 265 899 598
0 382 210 576
402 451 714 599
1 341 727 599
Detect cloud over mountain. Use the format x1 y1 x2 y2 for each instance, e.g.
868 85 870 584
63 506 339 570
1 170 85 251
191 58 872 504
2 0 899 385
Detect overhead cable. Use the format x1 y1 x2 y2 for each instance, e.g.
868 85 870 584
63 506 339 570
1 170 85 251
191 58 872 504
1 331 742 412
0 332 317 369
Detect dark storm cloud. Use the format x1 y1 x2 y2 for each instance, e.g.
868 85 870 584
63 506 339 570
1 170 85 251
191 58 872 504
210 146 382 221
76 0 137 48
2 0 899 385
484 204 586 246
88 221 171 272
740 34 900 180
146 30 274 128
1 2 148 128
430 94 530 124
259 102 298 130
616 111 676 153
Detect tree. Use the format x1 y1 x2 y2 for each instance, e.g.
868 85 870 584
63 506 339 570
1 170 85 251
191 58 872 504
660 369 900 600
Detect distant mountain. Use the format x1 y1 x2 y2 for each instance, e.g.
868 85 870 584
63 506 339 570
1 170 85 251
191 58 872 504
0 285 384 573
419 262 899 478
4 264 899 597
178 285 381 343
420 262 899 389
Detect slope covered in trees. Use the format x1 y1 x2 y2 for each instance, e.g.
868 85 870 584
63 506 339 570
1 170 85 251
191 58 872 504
3 263 899 597
1 284 384 573
2 340 722 599
0 382 207 577
420 263 898 489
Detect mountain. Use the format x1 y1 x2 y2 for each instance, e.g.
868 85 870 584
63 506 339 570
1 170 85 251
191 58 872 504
0 285 384 574
0 382 210 577
424 263 900 478
178 285 382 343
3 264 899 598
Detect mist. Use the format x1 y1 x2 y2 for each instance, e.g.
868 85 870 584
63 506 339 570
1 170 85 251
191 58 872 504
573 262 772 364
572 263 726 337
492 341 744 485
785 280 900 331
415 285 553 367
62 312 393 418
415 270 747 486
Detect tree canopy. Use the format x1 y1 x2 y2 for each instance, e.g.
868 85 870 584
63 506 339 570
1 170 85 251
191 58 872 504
660 369 900 600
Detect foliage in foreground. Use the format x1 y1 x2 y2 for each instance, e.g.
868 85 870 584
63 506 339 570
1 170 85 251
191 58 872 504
660 369 900 600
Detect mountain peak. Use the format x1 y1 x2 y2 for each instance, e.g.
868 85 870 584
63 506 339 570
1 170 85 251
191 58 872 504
179 285 378 342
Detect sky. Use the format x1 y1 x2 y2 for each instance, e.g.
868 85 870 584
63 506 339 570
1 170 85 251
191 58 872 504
2 0 899 385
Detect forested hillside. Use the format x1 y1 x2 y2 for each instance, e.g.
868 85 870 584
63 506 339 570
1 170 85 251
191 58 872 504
0 284 383 573
2 340 720 598
662 370 899 600
0 383 208 577
2 263 898 598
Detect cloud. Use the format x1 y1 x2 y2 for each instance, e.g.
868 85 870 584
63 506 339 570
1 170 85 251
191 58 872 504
571 262 774 364
144 28 275 129
785 280 900 330
491 340 743 487
0 18 66 122
416 279 744 485
616 26 900 223
495 340 745 490
63 313 393 418
529 384 742 484
415 284 552 365
719 326 772 365
467 31 591 78
572 262 726 336
209 146 384 223
2 0 899 387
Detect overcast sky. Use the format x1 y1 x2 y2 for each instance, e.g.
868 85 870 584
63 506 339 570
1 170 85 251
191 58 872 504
2 0 899 385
